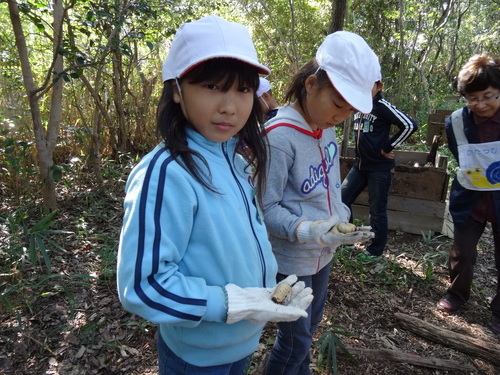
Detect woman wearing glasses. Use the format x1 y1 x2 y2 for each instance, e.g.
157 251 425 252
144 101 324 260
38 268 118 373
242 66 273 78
437 54 500 336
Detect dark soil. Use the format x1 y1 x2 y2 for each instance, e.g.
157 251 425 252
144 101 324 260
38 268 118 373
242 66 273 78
1 187 499 375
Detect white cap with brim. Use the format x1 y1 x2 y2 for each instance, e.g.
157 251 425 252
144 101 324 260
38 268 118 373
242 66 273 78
316 31 380 114
257 77 271 97
162 15 270 82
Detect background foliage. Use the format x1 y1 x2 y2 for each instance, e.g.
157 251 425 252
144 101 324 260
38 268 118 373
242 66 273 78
1 0 499 208
0 0 499 256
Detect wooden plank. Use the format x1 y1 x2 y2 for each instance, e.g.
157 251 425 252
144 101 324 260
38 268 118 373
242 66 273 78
340 146 450 234
391 165 449 201
341 157 450 202
426 110 453 144
341 148 434 166
351 204 444 235
355 192 446 218
436 154 449 169
393 150 429 166
351 193 447 235
341 148 450 169
441 201 454 239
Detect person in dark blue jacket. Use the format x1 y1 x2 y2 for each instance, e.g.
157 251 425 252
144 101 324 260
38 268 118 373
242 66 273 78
437 54 500 336
341 74 418 259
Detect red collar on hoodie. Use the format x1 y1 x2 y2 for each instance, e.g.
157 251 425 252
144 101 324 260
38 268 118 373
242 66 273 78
265 122 323 139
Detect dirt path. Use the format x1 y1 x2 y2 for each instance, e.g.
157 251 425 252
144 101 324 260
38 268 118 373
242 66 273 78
1 199 498 374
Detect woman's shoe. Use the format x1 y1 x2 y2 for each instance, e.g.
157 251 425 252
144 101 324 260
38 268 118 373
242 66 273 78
436 295 463 314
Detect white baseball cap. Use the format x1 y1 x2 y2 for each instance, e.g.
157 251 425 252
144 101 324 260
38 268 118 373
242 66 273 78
256 77 271 97
316 31 380 113
162 15 270 82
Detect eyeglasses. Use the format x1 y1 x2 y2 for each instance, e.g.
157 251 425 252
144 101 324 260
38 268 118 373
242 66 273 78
463 93 500 105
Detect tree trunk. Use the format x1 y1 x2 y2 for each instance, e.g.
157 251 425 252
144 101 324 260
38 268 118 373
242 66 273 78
90 111 104 184
329 0 347 33
45 0 65 206
113 49 128 153
396 0 406 108
7 0 65 211
128 39 157 150
445 3 469 82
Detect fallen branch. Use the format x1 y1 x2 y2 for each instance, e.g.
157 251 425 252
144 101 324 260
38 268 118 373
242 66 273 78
395 312 500 366
344 347 475 372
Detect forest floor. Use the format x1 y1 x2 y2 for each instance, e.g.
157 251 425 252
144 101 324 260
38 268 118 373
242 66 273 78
1 181 499 375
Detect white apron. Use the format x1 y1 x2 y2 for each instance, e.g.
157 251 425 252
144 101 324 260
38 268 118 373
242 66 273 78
451 109 500 191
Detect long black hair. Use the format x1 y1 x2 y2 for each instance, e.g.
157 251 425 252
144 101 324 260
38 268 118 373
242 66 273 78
156 58 268 201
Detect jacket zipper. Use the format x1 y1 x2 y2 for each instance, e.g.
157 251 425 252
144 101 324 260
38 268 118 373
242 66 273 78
222 142 267 287
318 139 332 215
317 139 332 272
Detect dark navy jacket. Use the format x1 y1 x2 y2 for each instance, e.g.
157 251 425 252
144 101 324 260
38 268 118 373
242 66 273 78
353 92 418 171
445 106 500 231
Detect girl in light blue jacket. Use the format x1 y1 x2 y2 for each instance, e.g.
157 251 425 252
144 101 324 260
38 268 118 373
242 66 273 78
117 15 313 375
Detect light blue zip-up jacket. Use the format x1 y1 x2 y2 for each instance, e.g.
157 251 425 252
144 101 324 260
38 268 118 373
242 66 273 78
117 129 278 366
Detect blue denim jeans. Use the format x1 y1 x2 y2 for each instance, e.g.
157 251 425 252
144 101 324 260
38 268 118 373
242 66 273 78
265 264 331 375
158 330 253 375
341 166 394 256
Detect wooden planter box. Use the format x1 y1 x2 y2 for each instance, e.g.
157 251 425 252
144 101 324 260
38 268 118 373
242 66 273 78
340 148 450 235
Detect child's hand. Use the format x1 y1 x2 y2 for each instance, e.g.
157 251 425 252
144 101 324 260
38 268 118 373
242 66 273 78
320 223 374 247
224 275 314 325
381 149 394 159
297 215 340 245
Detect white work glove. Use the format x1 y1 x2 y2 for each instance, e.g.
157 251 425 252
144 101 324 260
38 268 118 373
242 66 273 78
321 228 374 248
297 214 374 248
297 215 341 245
224 275 314 325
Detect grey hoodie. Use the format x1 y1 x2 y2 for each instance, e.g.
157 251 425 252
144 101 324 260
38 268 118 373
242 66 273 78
262 105 350 276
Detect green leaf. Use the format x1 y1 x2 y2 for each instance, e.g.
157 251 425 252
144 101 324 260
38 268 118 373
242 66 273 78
31 211 57 232
6 156 18 165
35 236 52 271
52 168 62 182
4 138 14 147
38 234 68 252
